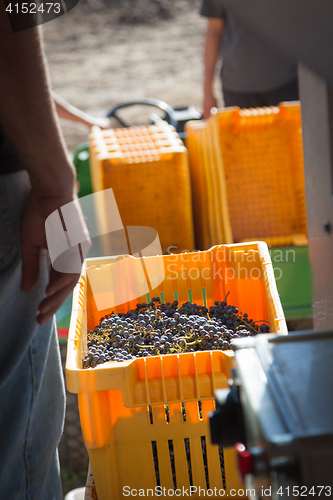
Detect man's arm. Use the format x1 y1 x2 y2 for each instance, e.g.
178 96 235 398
0 14 89 324
0 25 74 195
52 92 111 129
203 17 224 119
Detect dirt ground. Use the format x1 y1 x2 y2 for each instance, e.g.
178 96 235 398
42 0 219 154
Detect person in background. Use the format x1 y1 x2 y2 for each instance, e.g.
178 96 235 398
53 92 111 130
201 0 299 118
0 7 90 499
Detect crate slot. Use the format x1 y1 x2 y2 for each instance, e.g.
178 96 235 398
151 441 160 487
148 406 153 425
184 438 193 487
164 404 170 423
218 444 226 490
168 440 177 489
201 435 210 490
181 402 186 422
198 401 203 420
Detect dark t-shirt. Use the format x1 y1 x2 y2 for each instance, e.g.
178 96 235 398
0 125 25 175
200 0 298 92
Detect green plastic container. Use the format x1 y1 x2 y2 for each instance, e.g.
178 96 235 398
269 246 313 320
72 142 92 198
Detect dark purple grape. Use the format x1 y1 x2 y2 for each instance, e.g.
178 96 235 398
84 296 268 368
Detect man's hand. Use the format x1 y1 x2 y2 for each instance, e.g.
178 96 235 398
203 91 218 119
21 190 90 325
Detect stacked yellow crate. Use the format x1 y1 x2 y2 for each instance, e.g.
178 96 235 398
185 102 307 249
89 121 195 255
186 121 232 249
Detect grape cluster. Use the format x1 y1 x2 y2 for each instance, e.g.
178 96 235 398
83 296 269 368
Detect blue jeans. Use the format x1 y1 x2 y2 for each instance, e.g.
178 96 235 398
0 171 65 500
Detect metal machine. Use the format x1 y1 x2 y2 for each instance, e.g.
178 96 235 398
210 332 333 498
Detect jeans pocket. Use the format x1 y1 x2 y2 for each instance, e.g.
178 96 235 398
0 176 19 272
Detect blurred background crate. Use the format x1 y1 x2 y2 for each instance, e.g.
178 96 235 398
186 121 232 250
89 121 195 255
185 102 307 249
213 103 307 245
185 103 312 321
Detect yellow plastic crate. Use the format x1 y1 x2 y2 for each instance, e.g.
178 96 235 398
185 102 307 249
66 242 286 500
186 122 232 250
89 121 195 255
214 103 307 244
186 122 210 250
